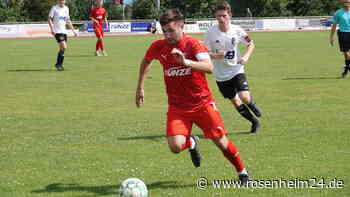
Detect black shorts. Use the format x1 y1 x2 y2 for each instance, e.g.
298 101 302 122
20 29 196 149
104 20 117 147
338 31 350 52
55 33 67 43
216 73 250 99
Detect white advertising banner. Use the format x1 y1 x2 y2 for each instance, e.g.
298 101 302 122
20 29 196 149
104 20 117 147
261 19 296 30
109 22 131 33
0 25 21 37
23 24 51 37
196 21 214 32
184 24 199 33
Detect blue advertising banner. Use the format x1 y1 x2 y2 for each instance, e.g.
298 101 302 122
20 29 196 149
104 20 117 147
131 22 152 32
85 22 110 32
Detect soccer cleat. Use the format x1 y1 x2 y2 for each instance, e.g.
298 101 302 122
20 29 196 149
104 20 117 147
250 119 260 133
189 135 202 168
55 64 64 71
95 50 102 56
248 102 262 117
341 66 349 78
102 50 108 56
238 173 250 186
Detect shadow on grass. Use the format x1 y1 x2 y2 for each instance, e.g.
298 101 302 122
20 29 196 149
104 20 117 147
31 181 194 196
7 69 55 72
68 55 94 58
282 76 342 80
117 132 247 141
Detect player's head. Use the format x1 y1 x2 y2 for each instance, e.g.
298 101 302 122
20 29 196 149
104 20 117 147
58 0 66 6
214 1 232 27
343 0 350 8
95 0 103 8
159 9 185 45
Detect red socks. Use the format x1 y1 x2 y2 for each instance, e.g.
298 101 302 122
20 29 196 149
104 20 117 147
96 40 104 51
222 141 245 173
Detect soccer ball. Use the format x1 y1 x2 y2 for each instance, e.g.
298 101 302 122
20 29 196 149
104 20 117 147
119 178 148 197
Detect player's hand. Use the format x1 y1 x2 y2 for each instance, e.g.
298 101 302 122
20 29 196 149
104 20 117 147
171 48 186 66
135 88 145 108
239 56 249 65
51 31 55 37
330 38 335 46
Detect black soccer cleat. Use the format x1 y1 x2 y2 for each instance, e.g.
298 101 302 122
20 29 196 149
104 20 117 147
238 173 250 186
247 102 262 117
341 66 348 78
250 119 260 134
55 64 64 71
189 135 202 168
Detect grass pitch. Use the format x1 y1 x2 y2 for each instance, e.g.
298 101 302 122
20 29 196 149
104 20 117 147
0 31 349 197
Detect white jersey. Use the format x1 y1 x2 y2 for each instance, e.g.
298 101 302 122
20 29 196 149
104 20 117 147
204 24 252 82
49 5 70 34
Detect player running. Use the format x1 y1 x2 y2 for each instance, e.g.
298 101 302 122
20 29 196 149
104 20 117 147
330 0 350 78
204 1 262 133
135 9 250 184
89 0 108 56
48 0 77 71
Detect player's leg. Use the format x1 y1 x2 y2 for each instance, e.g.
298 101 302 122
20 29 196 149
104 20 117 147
194 103 249 184
230 94 260 133
338 31 350 78
235 74 262 117
99 26 107 56
166 110 201 167
54 34 67 71
342 52 350 78
94 27 103 56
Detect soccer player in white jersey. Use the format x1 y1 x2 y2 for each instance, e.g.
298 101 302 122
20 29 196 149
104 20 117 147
48 0 77 71
204 1 262 133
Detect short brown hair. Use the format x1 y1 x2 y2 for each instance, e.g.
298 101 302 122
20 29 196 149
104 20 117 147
214 1 232 15
159 9 184 26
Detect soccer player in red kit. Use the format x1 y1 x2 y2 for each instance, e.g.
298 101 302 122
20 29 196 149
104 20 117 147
135 9 250 184
89 0 108 56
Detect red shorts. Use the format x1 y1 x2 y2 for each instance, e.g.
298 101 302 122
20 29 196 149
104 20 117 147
94 24 104 38
166 102 227 139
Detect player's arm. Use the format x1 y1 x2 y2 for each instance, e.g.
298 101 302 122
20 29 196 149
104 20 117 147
90 17 99 24
48 17 55 36
171 48 213 73
67 19 78 37
136 58 152 108
239 41 255 65
330 23 337 46
48 7 55 36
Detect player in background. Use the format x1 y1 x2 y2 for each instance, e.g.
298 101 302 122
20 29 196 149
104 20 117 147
90 0 108 56
330 0 350 78
204 1 262 133
48 0 78 71
135 9 250 184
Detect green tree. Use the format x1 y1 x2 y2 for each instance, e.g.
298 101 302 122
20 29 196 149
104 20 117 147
131 0 157 19
22 0 55 21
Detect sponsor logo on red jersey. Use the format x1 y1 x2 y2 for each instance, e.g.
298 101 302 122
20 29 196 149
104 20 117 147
165 66 192 77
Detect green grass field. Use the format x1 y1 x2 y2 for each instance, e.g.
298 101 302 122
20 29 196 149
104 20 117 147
0 31 349 197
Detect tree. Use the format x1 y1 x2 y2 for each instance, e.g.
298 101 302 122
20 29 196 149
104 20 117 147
22 0 55 21
131 0 157 19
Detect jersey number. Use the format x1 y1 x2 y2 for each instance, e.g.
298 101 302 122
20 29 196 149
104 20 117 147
224 50 235 60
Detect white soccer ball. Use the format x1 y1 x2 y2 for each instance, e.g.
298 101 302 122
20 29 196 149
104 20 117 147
119 178 148 197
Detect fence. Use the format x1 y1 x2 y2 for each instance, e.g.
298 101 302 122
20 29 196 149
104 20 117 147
0 16 333 38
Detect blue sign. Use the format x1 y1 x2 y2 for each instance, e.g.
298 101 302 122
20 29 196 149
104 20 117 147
131 22 152 32
85 22 110 32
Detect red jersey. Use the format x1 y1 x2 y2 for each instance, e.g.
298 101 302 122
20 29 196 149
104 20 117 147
89 8 106 24
145 35 213 112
